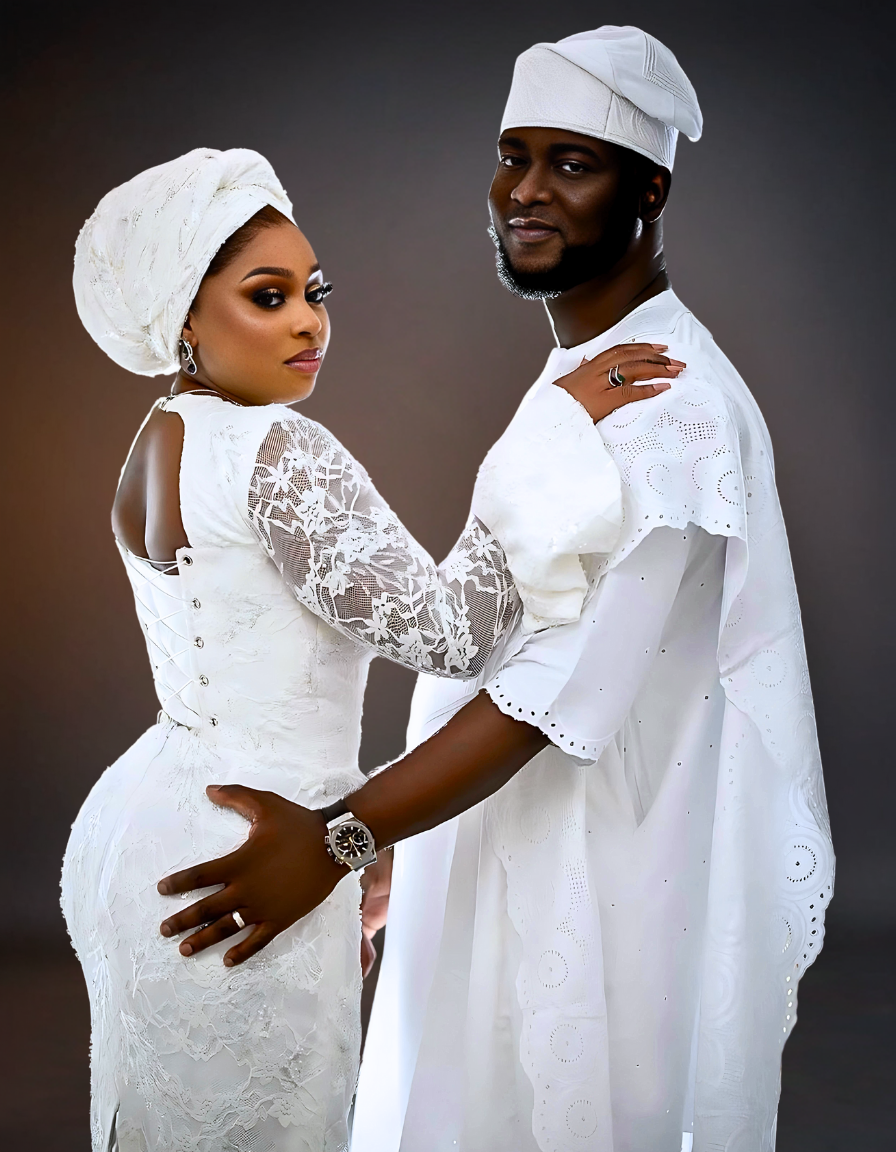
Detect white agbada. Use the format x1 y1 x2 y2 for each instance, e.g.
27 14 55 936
353 290 833 1152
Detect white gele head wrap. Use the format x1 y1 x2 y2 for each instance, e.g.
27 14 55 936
500 25 702 170
73 147 295 376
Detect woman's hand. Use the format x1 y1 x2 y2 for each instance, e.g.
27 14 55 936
554 342 684 422
359 850 393 977
157 785 346 967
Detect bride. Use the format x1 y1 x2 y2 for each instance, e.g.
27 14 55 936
61 147 680 1151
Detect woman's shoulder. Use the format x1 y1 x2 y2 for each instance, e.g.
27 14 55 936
247 404 369 484
165 393 370 502
189 397 371 496
164 393 333 461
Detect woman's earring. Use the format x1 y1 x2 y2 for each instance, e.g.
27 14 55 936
180 338 198 376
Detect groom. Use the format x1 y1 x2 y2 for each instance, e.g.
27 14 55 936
159 26 832 1152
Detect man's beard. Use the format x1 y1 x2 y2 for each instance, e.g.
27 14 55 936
488 222 609 300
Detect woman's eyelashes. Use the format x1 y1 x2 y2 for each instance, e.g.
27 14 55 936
250 282 333 309
252 287 287 309
306 282 334 305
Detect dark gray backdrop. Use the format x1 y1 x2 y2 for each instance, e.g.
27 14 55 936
2 0 893 946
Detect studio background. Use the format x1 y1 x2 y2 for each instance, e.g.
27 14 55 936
1 0 893 1147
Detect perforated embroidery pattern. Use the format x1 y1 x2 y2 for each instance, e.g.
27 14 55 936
481 312 832 1151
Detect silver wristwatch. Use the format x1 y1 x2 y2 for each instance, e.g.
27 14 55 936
323 804 377 871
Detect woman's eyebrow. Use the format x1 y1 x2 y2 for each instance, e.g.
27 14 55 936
240 266 297 281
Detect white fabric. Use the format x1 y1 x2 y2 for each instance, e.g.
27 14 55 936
501 26 702 170
474 384 622 631
73 148 294 376
61 391 593 1150
353 290 833 1152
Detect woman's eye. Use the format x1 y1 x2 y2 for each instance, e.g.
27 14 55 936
253 288 286 309
306 282 334 305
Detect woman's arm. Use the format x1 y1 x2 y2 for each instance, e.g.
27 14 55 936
247 343 679 678
248 416 519 678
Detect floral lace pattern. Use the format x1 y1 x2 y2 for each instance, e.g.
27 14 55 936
248 416 519 678
63 721 364 1152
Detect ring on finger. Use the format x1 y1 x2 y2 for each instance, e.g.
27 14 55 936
608 365 625 387
232 910 247 930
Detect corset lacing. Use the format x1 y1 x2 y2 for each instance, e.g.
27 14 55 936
121 547 201 726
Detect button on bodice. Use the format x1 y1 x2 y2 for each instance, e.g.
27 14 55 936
119 541 372 788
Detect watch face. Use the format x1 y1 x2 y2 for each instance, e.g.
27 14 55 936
332 822 371 861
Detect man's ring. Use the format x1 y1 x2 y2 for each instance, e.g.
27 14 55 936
232 910 247 930
608 365 625 387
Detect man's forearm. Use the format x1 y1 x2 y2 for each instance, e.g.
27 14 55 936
156 691 548 967
347 690 548 847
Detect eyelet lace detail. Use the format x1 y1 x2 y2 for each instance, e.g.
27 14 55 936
460 299 833 1151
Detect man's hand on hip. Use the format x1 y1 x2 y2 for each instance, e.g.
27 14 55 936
157 786 346 968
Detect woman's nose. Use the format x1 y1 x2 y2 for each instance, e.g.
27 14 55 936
292 300 323 338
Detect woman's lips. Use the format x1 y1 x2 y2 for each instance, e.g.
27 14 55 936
507 218 559 243
285 349 322 373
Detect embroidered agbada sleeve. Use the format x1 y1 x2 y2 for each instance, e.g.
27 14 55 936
484 526 698 760
472 383 625 633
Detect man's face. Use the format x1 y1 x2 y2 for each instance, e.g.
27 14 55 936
487 127 656 298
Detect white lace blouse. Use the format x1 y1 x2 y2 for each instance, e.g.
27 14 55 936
132 386 621 745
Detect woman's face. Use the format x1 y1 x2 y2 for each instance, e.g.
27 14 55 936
183 221 331 405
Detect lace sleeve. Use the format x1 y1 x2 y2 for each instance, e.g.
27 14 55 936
247 415 519 678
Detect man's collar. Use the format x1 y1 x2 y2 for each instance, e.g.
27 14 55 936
553 288 685 358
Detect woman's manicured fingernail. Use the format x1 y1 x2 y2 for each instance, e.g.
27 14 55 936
160 922 172 937
180 943 193 956
224 958 235 967
669 359 686 366
157 882 169 895
651 343 668 349
657 382 672 391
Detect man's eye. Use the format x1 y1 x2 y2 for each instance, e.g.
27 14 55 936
559 161 588 174
253 288 286 308
306 282 334 305
499 155 525 168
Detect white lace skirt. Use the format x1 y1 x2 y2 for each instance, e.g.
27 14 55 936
62 719 362 1152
